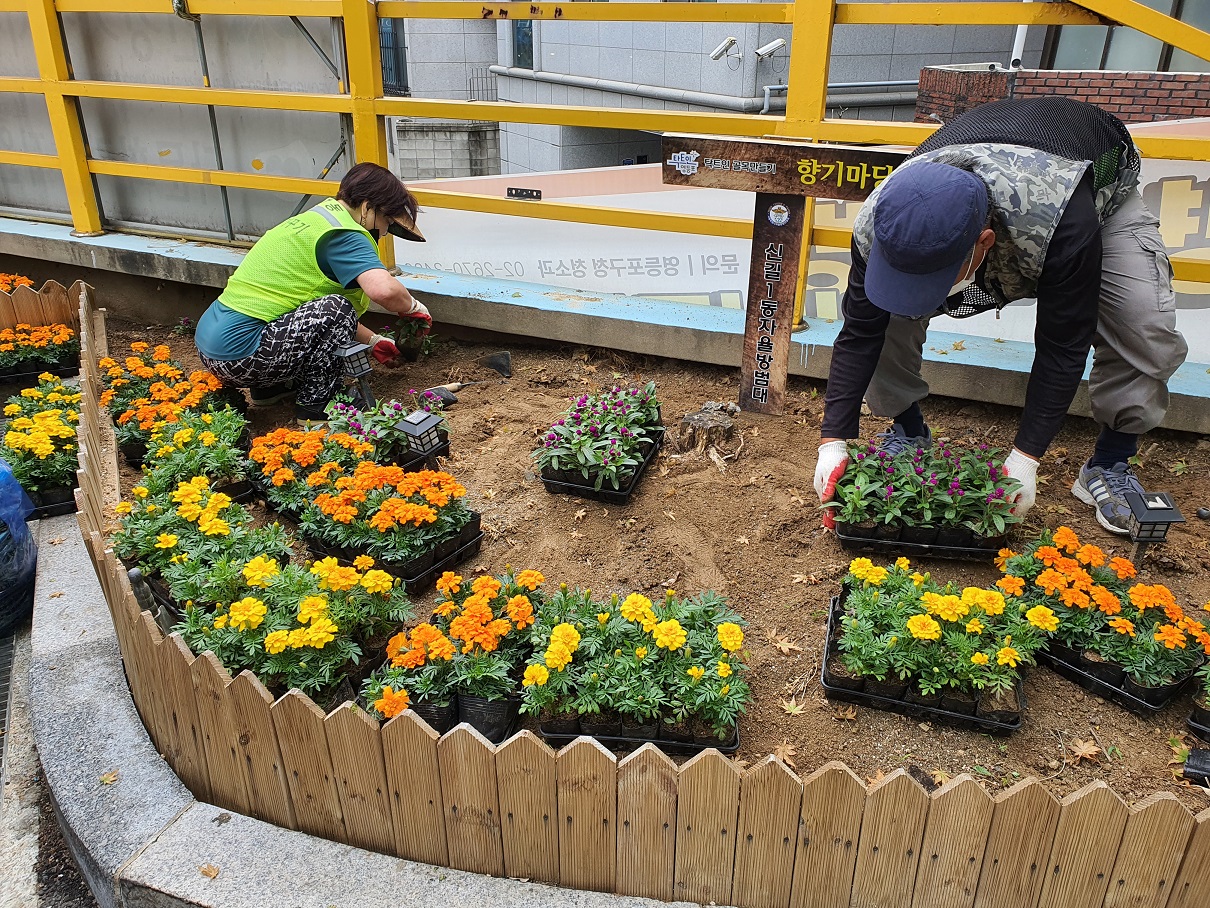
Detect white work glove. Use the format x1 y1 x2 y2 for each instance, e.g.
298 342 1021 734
1003 448 1039 518
814 440 850 529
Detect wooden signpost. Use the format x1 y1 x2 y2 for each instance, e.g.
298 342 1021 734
661 135 907 414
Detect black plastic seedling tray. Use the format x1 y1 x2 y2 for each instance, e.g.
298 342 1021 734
540 428 665 505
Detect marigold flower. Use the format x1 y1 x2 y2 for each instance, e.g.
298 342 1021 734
550 622 581 652
306 616 338 648
1155 624 1187 649
514 569 545 591
687 665 705 681
1026 605 1059 632
242 556 280 588
935 595 968 623
971 652 989 666
653 619 687 650
1109 557 1137 580
545 643 573 671
996 575 1025 597
906 614 941 641
523 664 550 687
471 575 503 599
1059 587 1092 609
264 631 289 655
996 646 1020 667
966 618 984 634
115 501 132 515
507 595 535 629
1108 617 1136 637
353 554 375 571
436 571 462 597
716 622 744 652
374 685 411 719
1053 526 1080 553
717 660 732 677
1091 586 1122 615
297 595 328 625
994 548 1017 571
228 597 266 631
620 593 653 622
154 533 178 549
1035 569 1068 596
199 516 230 536
1075 544 1106 567
360 570 395 596
895 557 911 570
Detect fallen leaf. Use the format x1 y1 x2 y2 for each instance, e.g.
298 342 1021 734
736 535 749 545
661 572 680 587
791 572 818 585
931 769 951 786
199 864 220 880
49 591 64 599
774 739 798 768
482 488 497 501
789 490 806 506
582 363 597 374
100 770 119 785
47 536 65 545
951 340 966 351
751 426 760 437
1168 736 1190 766
781 697 806 716
573 507 587 522
833 705 858 722
663 510 676 521
211 813 231 826
732 758 752 770
569 529 584 539
866 768 885 785
658 464 670 477
768 630 803 655
1067 738 1102 765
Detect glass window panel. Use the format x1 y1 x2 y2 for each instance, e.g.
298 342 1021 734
1169 0 1210 71
1104 0 1175 70
513 20 534 70
1052 26 1111 69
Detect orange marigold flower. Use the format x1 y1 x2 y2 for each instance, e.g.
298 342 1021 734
1109 557 1137 580
272 467 295 487
1091 586 1122 615
996 575 1025 597
385 631 409 662
1034 546 1063 567
472 575 502 598
373 685 411 719
1035 568 1069 596
427 634 455 661
1053 526 1080 553
994 548 1017 571
514 569 546 591
1108 617 1135 637
1059 587 1092 610
1075 544 1106 567
436 571 462 596
433 599 457 618
507 595 535 629
1154 624 1187 649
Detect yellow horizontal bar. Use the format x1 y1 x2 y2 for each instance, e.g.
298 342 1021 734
1134 135 1210 162
0 0 26 12
88 159 337 195
0 149 60 169
0 77 43 94
415 188 752 238
1079 0 1210 62
60 80 351 113
55 0 343 14
377 2 793 23
376 97 780 137
1172 255 1210 283
835 2 1103 27
780 118 935 146
811 227 852 249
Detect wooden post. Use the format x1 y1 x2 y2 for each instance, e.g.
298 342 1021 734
382 711 449 866
973 778 1060 908
438 724 504 877
1168 806 1210 908
227 671 296 831
912 775 995 908
1036 782 1129 908
325 703 396 855
496 731 560 885
1103 792 1194 908
790 761 866 908
616 744 678 901
732 756 803 908
271 690 346 843
850 769 930 908
673 750 741 906
557 738 617 893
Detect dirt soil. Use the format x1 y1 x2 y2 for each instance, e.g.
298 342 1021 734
104 317 1210 811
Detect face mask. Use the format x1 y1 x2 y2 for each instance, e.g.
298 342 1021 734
948 239 982 296
367 228 380 242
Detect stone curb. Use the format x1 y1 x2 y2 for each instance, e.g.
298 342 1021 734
29 515 700 908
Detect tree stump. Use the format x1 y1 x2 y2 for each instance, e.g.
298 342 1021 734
676 406 736 454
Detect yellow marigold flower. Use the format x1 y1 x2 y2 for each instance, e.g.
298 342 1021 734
687 665 705 681
154 533 178 549
132 486 149 498
115 501 132 515
297 595 328 625
895 556 911 570
597 612 610 625
994 548 1017 571
242 555 280 588
718 661 732 678
653 619 687 650
228 597 266 631
199 431 217 447
849 557 875 579
717 622 744 652
550 622 581 652
213 613 228 629
996 646 1020 667
966 618 984 634
353 554 375 571
522 664 549 687
360 570 394 596
322 565 361 592
635 646 648 660
1026 605 1059 633
935 595 968 623
545 643 573 671
906 614 941 641
910 572 925 587
264 630 289 655
176 501 203 522
620 593 653 622
199 516 230 536
971 652 989 665
306 617 338 648
2 404 19 417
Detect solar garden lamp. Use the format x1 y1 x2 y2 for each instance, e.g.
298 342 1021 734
396 409 445 456
335 341 376 407
1123 490 1184 564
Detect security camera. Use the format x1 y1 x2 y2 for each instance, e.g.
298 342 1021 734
754 38 786 59
709 37 738 61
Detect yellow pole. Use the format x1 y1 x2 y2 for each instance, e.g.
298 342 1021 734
785 0 836 327
27 0 104 235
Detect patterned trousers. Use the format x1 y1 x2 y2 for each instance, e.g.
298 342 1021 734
199 294 358 409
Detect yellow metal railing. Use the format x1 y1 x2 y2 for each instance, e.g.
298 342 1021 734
1 0 1209 285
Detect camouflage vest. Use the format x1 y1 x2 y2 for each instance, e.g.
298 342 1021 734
852 142 1140 306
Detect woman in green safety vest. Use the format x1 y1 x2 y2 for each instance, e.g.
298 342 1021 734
194 162 430 425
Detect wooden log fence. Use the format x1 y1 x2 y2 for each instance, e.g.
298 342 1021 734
64 284 1210 908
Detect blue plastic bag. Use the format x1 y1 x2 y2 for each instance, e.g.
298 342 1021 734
0 456 38 635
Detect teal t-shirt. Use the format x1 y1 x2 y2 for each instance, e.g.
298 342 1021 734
195 231 384 361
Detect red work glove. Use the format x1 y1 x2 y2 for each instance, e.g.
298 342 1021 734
814 440 850 530
369 334 400 364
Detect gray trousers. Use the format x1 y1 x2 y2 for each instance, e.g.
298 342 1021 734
865 191 1189 435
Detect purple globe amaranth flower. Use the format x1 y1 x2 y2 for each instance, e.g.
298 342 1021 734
956 489 965 496
915 466 924 475
856 452 865 461
988 466 999 480
546 432 557 441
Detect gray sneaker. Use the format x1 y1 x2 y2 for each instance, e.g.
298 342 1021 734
1071 462 1142 535
873 423 932 458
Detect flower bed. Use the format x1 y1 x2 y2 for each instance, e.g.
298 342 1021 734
139 407 253 500
822 557 1054 732
999 526 1209 715
0 323 80 379
533 382 664 503
828 440 1021 557
1 373 81 515
324 396 450 470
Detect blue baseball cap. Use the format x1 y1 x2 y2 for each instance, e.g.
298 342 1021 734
865 162 988 317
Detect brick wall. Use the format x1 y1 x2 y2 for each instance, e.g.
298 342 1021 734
916 66 1210 124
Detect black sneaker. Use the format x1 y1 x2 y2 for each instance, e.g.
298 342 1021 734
250 381 295 407
873 423 932 457
1072 462 1143 535
294 402 329 427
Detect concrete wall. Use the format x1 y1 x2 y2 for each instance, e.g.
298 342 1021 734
401 18 498 101
395 121 500 179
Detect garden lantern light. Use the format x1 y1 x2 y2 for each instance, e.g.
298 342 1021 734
396 409 444 455
334 341 376 407
1123 490 1184 562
